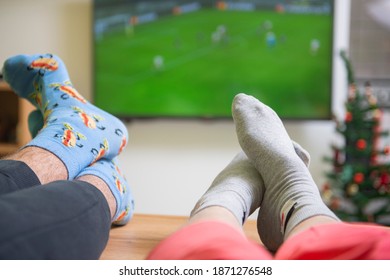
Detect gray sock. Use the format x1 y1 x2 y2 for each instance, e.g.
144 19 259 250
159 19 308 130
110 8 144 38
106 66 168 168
190 151 263 224
232 93 339 252
191 142 310 225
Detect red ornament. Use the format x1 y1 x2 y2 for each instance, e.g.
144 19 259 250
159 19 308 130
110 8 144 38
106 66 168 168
356 139 367 150
353 172 364 184
384 146 390 155
345 111 353 122
380 172 390 185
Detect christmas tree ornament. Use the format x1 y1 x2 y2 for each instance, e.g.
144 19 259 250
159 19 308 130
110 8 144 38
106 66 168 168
347 184 359 196
356 139 367 150
353 172 364 184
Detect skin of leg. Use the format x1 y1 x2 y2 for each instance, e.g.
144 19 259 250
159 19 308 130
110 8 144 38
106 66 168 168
188 206 244 236
77 174 116 220
285 215 341 240
5 147 67 184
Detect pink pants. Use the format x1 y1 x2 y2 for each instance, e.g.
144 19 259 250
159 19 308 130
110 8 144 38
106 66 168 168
147 221 390 260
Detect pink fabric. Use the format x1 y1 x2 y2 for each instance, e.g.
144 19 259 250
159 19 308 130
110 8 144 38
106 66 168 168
147 221 272 260
276 222 390 260
147 221 390 260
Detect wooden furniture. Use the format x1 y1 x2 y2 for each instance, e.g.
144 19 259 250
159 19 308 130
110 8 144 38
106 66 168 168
0 81 34 156
100 214 261 260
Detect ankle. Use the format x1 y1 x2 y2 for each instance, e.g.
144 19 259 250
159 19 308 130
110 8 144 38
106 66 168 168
77 174 117 220
189 206 244 232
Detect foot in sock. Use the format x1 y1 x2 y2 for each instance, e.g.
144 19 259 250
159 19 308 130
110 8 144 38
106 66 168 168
190 141 310 225
232 93 339 252
77 158 134 225
2 54 128 179
190 151 263 224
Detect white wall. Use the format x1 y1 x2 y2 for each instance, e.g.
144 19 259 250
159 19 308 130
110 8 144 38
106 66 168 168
0 0 350 218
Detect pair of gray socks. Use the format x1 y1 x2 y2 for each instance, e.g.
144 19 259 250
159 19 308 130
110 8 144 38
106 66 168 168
191 93 339 252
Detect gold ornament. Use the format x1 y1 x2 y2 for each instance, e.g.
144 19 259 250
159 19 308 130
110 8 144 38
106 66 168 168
347 184 359 196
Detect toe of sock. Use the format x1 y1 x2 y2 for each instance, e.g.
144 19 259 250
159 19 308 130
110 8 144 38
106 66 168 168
3 54 33 94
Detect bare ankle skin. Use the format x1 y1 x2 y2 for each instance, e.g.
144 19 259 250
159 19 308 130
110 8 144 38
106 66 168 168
77 175 117 220
188 206 244 235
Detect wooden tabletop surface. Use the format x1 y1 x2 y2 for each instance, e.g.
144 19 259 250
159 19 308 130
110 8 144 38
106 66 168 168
100 214 261 260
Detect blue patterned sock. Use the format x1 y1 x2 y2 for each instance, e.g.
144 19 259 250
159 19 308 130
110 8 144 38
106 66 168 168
77 158 134 225
3 54 128 179
28 109 43 138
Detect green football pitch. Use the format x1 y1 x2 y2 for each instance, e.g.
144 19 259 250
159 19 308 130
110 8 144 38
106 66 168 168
94 9 333 119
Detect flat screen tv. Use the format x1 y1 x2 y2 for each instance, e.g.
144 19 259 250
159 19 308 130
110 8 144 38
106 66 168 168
93 0 335 119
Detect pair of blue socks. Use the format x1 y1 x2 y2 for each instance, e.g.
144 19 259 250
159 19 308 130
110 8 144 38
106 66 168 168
3 54 133 225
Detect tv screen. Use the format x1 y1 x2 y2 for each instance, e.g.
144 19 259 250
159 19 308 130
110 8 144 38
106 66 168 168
93 0 334 119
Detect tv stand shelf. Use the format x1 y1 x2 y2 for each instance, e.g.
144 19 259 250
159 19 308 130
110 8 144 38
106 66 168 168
0 81 34 156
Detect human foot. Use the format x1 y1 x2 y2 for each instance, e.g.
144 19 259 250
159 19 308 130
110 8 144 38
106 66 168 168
3 54 128 178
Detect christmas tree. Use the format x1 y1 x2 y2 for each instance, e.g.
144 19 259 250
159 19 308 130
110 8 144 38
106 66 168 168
322 51 390 225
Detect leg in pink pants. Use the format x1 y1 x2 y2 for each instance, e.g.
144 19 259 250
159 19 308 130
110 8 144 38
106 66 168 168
147 221 272 260
147 221 390 260
276 222 390 260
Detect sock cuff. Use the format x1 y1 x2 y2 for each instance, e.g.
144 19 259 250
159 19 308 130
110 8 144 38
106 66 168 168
191 191 251 224
282 200 340 238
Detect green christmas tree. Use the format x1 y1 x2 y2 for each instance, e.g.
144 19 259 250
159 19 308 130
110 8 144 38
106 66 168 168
322 51 390 225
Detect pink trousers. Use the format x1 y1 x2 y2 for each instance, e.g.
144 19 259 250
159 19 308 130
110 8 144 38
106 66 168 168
147 221 390 260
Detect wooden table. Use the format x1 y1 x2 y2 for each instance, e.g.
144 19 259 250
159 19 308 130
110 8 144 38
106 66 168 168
100 214 261 260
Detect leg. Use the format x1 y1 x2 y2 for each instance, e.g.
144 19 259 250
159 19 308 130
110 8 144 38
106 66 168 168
1 135 132 223
3 147 67 185
0 159 40 195
149 148 304 260
148 152 272 259
77 158 134 225
191 148 310 225
232 93 339 252
0 157 133 259
275 222 390 260
1 53 134 223
0 53 134 259
190 151 264 225
0 179 111 259
147 206 273 260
